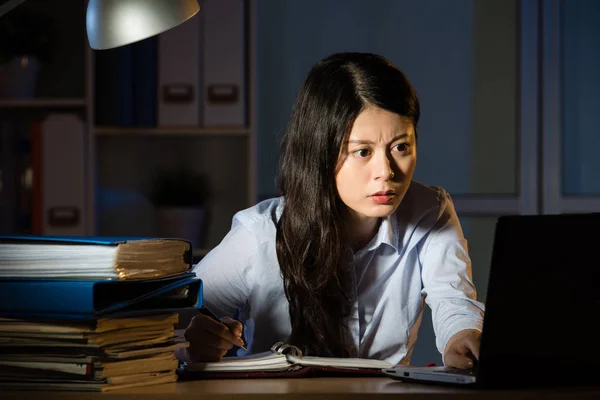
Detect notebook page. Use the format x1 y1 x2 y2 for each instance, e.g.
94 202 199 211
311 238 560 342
287 354 394 369
183 350 293 372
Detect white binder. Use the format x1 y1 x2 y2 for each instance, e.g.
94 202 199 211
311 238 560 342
157 12 202 126
41 114 86 235
201 0 246 127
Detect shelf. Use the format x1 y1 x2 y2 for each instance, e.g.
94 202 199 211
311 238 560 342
95 126 251 136
0 99 87 108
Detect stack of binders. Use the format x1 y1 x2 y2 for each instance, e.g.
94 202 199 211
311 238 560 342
0 236 203 391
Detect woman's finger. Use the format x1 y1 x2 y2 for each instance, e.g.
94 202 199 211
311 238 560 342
187 315 239 344
445 351 474 369
221 317 244 338
464 337 480 360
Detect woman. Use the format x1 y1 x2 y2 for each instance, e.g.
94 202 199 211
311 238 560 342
184 52 485 369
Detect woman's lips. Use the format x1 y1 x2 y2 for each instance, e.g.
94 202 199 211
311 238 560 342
369 191 396 204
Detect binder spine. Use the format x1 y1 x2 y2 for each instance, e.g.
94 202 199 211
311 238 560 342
157 12 201 126
41 114 86 235
201 0 246 127
0 280 95 315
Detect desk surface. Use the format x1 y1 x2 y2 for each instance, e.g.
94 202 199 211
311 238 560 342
2 378 600 399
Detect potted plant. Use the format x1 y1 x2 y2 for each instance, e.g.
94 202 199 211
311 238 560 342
0 8 55 98
147 167 211 249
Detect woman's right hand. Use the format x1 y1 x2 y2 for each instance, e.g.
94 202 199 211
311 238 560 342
183 314 246 362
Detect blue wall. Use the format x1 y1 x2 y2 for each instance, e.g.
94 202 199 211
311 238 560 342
563 0 600 195
255 0 475 199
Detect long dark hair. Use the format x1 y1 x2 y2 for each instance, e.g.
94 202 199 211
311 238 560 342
275 52 420 357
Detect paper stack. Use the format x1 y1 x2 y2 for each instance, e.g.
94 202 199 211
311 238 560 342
0 313 189 391
0 235 202 391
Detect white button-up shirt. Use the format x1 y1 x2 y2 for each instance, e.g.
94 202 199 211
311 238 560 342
192 181 485 364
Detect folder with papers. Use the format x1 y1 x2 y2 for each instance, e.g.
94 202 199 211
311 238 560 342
0 235 192 280
0 273 202 320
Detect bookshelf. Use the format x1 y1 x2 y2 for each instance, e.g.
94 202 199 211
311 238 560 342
0 0 257 259
0 99 86 108
95 127 252 136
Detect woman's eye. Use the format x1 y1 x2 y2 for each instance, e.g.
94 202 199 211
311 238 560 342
393 143 409 153
353 149 371 158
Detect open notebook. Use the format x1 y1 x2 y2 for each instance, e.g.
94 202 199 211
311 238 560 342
178 342 394 378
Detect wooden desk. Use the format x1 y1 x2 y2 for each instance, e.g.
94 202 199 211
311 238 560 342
2 378 599 399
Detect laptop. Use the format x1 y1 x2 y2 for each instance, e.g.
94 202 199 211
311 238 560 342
383 213 600 389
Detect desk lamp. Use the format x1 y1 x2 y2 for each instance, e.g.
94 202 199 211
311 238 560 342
0 0 200 50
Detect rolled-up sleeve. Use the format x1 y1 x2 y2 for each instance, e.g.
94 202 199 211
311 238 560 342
419 193 485 361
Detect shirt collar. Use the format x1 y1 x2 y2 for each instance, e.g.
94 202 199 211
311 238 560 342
357 214 400 255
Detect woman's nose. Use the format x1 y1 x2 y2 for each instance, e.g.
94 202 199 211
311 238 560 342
374 153 395 181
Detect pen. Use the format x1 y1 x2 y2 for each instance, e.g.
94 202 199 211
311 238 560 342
198 305 248 351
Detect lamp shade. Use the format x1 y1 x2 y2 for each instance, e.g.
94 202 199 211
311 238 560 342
86 0 200 50
0 0 27 18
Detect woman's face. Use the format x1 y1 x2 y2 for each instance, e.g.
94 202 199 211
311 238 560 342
335 106 417 225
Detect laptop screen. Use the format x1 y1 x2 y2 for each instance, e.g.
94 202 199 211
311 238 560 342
478 213 600 387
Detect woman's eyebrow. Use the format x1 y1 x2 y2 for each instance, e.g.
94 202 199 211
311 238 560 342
347 133 410 145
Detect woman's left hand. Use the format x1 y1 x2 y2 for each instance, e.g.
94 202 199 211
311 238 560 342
443 329 481 369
